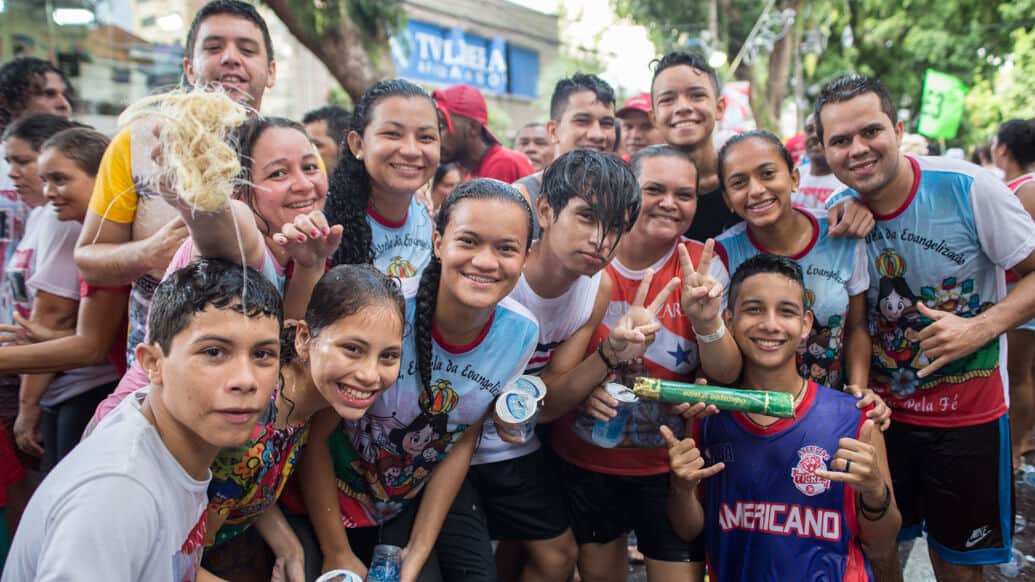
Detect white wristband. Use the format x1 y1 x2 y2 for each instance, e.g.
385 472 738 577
693 320 726 344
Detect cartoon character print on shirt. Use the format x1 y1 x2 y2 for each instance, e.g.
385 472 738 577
386 256 417 278
332 378 467 524
172 511 207 582
868 248 997 397
798 289 846 388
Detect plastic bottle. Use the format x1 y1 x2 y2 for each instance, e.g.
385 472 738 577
999 548 1024 578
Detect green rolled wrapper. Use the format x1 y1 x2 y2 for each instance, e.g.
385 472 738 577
632 377 795 418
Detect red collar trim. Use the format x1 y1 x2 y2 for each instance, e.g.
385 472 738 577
873 156 920 221
432 310 496 354
732 381 818 436
367 204 409 228
746 209 819 260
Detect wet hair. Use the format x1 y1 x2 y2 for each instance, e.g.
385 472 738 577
2 113 86 152
433 162 460 189
996 119 1035 167
717 130 794 190
549 73 616 122
325 79 435 266
613 118 622 152
303 105 352 147
629 144 700 193
728 253 805 309
230 116 309 234
185 0 274 63
279 264 405 364
413 179 532 410
0 58 71 132
40 128 111 177
650 51 721 97
814 75 897 145
148 258 284 354
541 149 640 251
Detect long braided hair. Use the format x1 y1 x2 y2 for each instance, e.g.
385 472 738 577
412 179 534 410
325 79 434 266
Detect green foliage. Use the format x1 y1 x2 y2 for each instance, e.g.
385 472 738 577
614 0 1031 145
961 27 1035 148
274 0 405 42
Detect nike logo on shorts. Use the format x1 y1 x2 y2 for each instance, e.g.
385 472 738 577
965 526 992 548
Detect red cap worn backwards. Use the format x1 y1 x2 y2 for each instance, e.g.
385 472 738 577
432 84 499 143
617 92 652 117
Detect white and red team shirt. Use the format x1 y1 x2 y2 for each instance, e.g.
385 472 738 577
474 270 603 464
1005 172 1035 284
827 157 1035 427
793 165 846 210
513 271 602 376
553 238 729 475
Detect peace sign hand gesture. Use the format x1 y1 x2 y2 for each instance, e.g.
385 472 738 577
604 269 680 364
678 239 724 327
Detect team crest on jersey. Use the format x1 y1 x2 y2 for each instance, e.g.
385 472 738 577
791 445 831 496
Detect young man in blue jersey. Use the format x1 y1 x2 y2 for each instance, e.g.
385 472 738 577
665 254 900 581
819 75 1035 581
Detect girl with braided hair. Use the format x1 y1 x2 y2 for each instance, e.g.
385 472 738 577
297 179 538 582
324 79 438 279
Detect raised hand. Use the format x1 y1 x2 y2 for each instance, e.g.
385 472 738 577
605 268 680 364
678 239 724 327
661 425 725 486
915 302 994 378
844 385 892 431
272 210 344 268
814 420 886 500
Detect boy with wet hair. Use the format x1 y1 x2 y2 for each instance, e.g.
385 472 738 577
2 259 283 581
435 148 654 581
666 253 900 581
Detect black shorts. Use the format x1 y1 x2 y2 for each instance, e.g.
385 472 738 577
886 415 1014 565
467 448 571 541
557 459 705 563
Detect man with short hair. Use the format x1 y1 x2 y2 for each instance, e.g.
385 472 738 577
616 92 662 158
820 74 1035 581
1 258 283 582
794 112 845 209
513 122 554 172
514 73 617 238
74 0 277 368
303 105 351 174
433 84 534 183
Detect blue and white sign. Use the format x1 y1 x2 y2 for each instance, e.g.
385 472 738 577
391 20 539 98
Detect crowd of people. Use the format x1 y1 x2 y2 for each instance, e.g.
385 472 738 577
0 1 1034 581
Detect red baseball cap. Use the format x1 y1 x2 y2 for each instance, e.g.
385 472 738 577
432 84 498 143
617 92 652 117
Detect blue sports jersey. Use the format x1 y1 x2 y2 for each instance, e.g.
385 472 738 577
714 209 868 389
368 197 433 279
827 156 1035 427
697 382 873 581
330 276 538 526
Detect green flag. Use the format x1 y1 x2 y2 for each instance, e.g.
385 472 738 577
917 69 968 140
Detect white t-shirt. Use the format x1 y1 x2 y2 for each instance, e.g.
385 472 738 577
1 206 118 406
794 164 845 209
2 390 210 582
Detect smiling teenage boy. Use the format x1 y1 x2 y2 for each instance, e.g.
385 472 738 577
666 254 900 580
1 259 283 582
